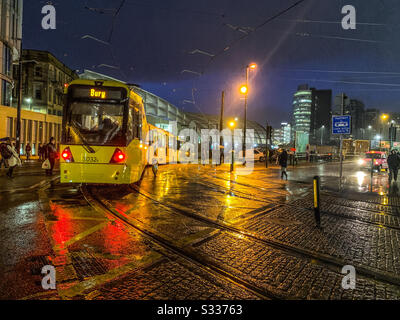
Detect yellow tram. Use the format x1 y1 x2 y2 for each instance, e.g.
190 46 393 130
60 79 177 184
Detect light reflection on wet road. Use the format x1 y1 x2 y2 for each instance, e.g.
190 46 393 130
1 161 399 300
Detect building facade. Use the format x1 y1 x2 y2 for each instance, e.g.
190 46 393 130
292 85 312 152
292 84 332 151
15 49 78 115
272 128 283 146
0 0 22 107
310 89 332 145
281 122 291 145
1 48 78 154
365 108 379 139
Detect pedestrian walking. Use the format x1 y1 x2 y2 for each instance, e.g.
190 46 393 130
387 149 400 183
45 137 57 176
25 143 32 161
278 149 288 180
0 138 21 178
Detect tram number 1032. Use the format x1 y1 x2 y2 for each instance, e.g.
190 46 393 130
81 156 99 163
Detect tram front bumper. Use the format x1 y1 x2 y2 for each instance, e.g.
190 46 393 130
60 163 134 184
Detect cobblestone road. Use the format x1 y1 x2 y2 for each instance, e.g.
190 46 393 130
2 162 400 300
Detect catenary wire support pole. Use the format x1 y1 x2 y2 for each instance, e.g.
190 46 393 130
293 131 296 167
339 93 346 192
242 68 249 163
265 122 268 169
230 129 234 172
16 38 23 155
219 91 225 166
313 176 321 228
370 156 374 193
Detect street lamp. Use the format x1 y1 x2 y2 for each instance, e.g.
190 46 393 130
241 62 257 160
229 120 236 172
249 63 257 70
239 85 248 95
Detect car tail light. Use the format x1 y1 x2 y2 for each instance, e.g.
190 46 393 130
110 148 126 163
61 147 74 162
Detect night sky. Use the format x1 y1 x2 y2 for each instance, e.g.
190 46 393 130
23 0 400 127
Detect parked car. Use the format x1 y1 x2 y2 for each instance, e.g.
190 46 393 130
239 149 266 162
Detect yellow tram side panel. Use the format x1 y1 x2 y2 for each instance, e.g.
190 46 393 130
146 124 180 164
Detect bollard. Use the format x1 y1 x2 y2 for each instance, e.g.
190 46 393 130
313 176 321 228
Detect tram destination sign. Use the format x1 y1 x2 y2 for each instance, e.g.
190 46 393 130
71 86 124 100
332 115 351 135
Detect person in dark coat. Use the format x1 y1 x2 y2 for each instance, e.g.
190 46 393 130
25 143 32 161
387 149 400 183
278 149 288 180
45 137 57 176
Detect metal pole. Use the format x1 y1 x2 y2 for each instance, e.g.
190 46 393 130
230 129 234 172
370 156 374 192
313 176 321 228
242 67 249 159
265 123 268 168
321 127 324 145
293 131 296 167
339 93 345 191
219 91 225 165
16 40 23 155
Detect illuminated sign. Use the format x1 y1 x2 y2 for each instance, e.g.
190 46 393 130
71 86 124 100
90 89 106 99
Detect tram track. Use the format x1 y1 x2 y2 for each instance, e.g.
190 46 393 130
122 182 400 288
80 184 280 300
173 171 400 231
82 183 400 299
207 169 400 211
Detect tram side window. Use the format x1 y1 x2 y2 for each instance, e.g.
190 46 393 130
131 106 142 140
127 109 134 142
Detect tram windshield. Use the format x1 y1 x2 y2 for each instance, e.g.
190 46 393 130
66 101 125 146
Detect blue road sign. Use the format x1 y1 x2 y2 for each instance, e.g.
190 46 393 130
332 115 351 135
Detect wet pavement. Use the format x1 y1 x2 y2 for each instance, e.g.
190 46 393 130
1 160 400 300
